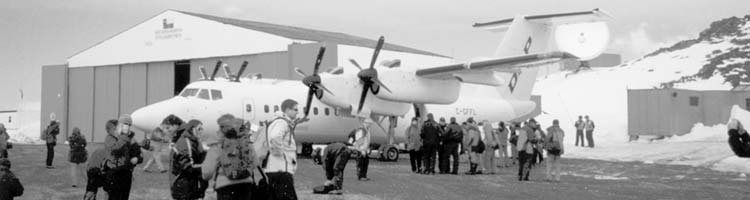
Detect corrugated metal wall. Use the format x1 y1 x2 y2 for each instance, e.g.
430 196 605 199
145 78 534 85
147 62 175 104
93 66 120 142
68 67 95 141
629 89 750 136
40 65 68 138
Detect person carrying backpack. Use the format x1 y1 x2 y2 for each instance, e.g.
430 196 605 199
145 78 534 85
517 119 538 181
0 158 23 200
170 120 208 200
202 114 257 200
265 99 301 200
443 117 463 174
43 118 61 169
545 120 565 182
463 118 482 175
102 115 143 200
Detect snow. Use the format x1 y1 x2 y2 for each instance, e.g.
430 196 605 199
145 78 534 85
5 101 43 144
531 37 750 173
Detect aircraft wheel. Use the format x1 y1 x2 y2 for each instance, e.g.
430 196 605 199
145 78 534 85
384 146 399 161
300 143 313 157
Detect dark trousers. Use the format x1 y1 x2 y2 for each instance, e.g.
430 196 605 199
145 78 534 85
325 150 350 189
422 144 437 173
437 143 447 173
356 153 369 179
46 143 55 166
517 152 533 180
409 150 422 172
0 149 7 158
216 183 253 200
586 130 595 147
575 130 585 146
266 172 297 200
439 143 460 173
105 171 133 200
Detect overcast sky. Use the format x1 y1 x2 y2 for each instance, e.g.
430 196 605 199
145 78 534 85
1 0 749 109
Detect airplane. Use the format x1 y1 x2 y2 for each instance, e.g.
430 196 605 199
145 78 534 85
131 9 611 161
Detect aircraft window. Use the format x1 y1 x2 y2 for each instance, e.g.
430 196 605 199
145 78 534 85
246 104 252 113
274 105 280 112
264 105 269 113
211 90 223 100
180 88 199 97
197 89 210 100
324 108 330 116
313 107 318 115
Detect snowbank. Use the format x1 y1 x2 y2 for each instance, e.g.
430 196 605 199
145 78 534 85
5 101 43 144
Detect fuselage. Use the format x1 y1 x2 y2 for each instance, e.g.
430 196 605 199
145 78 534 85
130 77 535 146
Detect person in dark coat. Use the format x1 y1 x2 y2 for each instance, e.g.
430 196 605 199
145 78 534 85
0 124 9 159
437 117 448 174
313 142 360 195
44 119 61 169
84 120 117 200
0 158 23 200
727 119 750 157
103 115 143 200
420 113 442 175
442 117 463 174
170 120 208 200
68 127 88 188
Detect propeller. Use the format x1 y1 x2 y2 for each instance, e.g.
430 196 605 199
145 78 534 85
354 36 393 113
297 46 334 117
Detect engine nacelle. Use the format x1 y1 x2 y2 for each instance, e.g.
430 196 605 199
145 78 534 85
375 69 461 104
318 73 412 117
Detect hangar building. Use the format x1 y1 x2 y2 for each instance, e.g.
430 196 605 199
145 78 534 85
41 10 453 142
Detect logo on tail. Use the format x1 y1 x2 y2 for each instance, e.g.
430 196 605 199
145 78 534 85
508 72 519 93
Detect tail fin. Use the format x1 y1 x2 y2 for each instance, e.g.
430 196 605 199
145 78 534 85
474 8 611 99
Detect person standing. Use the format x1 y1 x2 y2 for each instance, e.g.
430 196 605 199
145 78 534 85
481 120 499 174
142 127 167 173
517 119 538 181
348 119 372 181
585 116 595 148
170 120 208 200
84 120 116 200
508 123 519 166
437 117 448 174
68 127 88 188
0 124 9 158
497 122 510 168
102 115 143 200
202 114 256 200
405 117 422 173
420 113 442 175
43 119 61 169
0 158 24 200
532 122 546 166
545 120 565 182
265 99 301 200
574 116 585 147
443 117 463 174
463 118 482 175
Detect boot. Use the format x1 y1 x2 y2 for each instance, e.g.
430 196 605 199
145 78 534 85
464 164 476 175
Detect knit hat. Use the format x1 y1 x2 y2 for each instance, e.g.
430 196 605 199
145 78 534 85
119 114 133 125
217 114 236 128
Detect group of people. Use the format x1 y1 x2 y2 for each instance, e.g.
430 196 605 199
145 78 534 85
574 115 596 148
404 114 571 182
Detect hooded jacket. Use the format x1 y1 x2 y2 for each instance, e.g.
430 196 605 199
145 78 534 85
421 119 442 145
444 122 464 144
171 120 208 199
68 128 88 164
0 170 23 200
463 125 481 149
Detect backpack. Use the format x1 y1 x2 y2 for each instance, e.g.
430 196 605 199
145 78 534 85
509 135 518 146
217 134 255 180
253 117 292 168
545 130 562 154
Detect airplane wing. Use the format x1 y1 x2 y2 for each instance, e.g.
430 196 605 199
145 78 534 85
473 8 611 32
415 51 576 85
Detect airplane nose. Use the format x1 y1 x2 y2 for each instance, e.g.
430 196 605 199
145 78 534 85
131 105 159 132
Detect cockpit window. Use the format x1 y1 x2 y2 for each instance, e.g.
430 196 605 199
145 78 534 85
180 88 199 97
211 89 223 100
197 89 210 100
